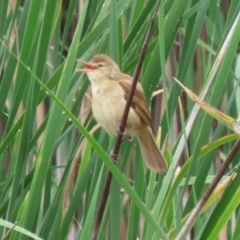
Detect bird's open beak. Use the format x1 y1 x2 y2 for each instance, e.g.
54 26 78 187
76 60 97 73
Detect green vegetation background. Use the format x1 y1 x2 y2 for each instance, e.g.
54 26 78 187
0 0 240 239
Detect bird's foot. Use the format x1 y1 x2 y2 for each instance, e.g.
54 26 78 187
123 135 133 141
110 150 120 161
117 123 132 141
117 123 125 136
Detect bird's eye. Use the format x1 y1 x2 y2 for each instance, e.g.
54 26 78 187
98 63 104 68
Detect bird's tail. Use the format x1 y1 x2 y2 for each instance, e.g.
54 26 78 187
138 127 167 172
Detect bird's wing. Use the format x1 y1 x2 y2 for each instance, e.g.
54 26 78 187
118 79 152 128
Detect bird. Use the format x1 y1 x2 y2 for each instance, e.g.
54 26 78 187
77 54 167 172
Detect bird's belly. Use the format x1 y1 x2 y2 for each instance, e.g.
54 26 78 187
92 91 142 137
92 99 119 135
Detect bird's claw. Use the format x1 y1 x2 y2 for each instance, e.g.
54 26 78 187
110 150 120 161
117 123 132 141
117 123 125 136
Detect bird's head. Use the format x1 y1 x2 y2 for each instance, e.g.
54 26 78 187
77 54 120 82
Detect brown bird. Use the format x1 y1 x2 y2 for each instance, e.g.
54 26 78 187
77 54 167 172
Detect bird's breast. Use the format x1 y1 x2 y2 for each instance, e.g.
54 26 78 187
91 81 142 136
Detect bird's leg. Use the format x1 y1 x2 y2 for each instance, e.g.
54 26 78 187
110 150 120 162
117 123 125 136
117 123 133 141
123 135 133 141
